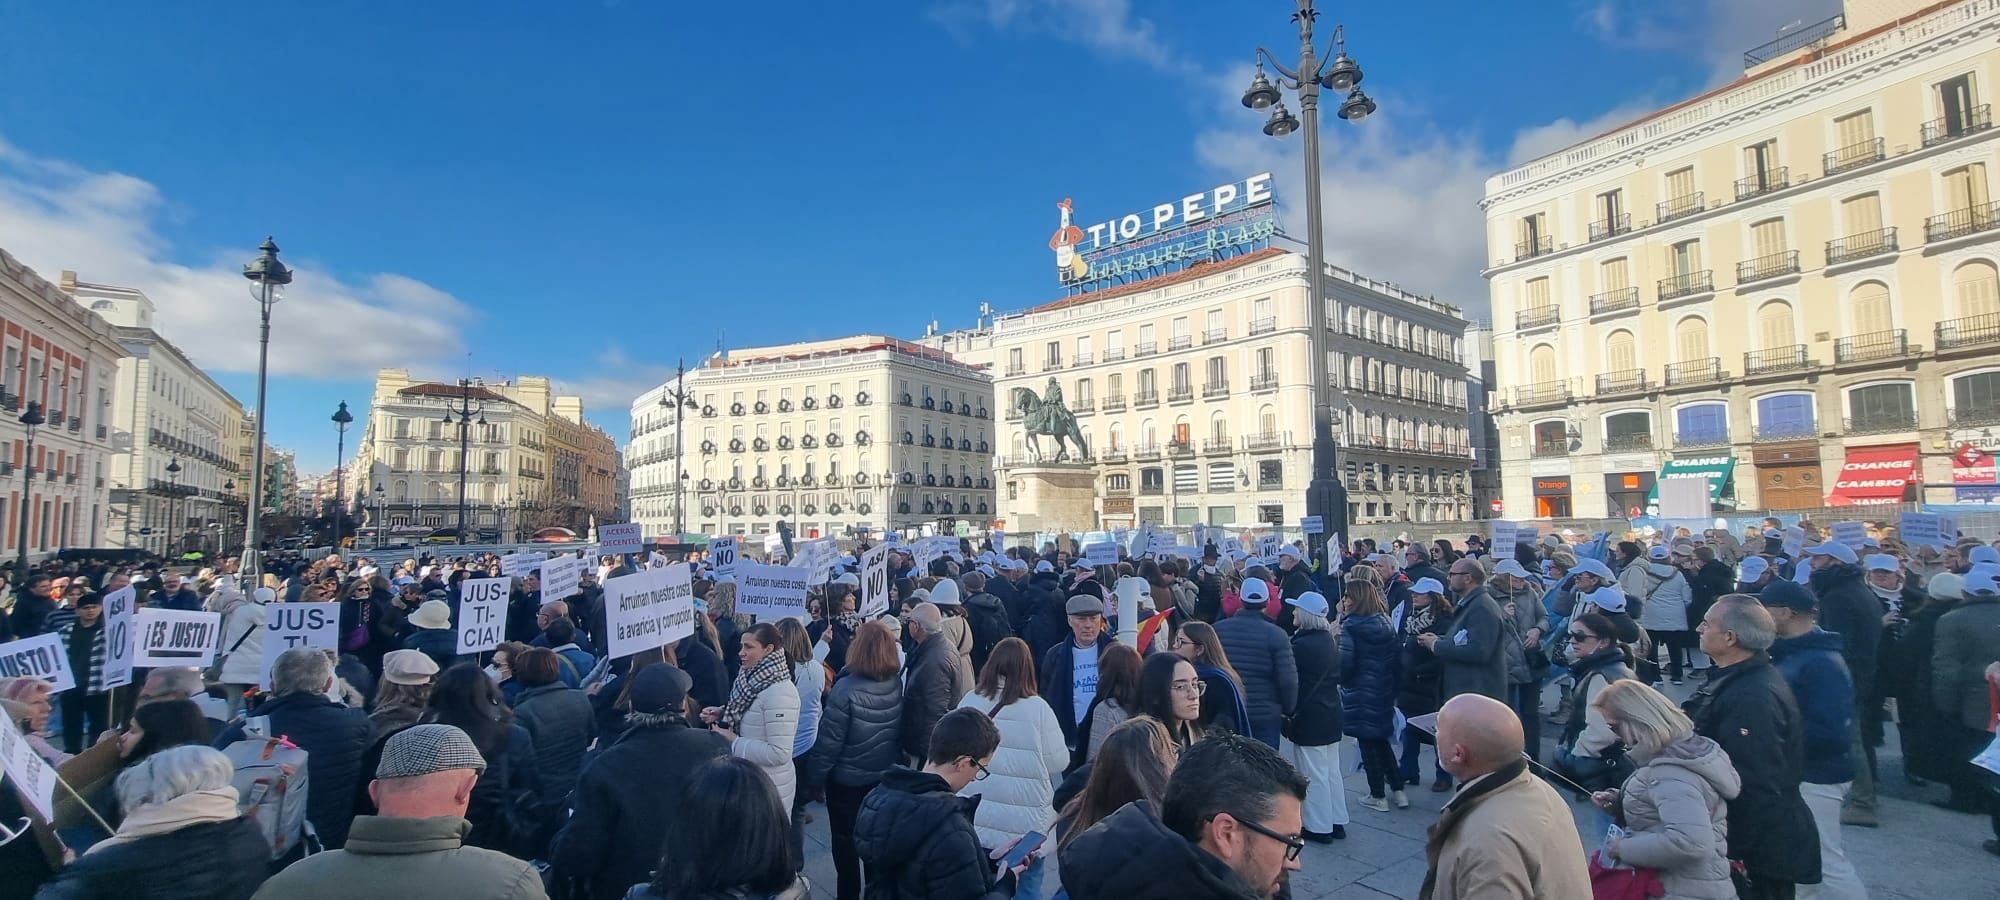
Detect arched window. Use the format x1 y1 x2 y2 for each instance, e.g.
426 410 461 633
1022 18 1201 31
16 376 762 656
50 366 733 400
1140 419 1157 449
1757 300 1796 349
1529 344 1557 383
1675 316 1710 362
1259 405 1277 437
1606 330 1637 372
1847 381 1916 430
1675 402 1729 445
1952 370 2000 424
1108 423 1123 451
1209 412 1229 442
1604 411 1652 450
1851 281 1892 334
1955 261 2000 317
1754 392 1816 440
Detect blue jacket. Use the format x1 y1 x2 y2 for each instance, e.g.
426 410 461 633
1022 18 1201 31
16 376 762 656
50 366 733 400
1767 626 1856 785
1338 613 1401 739
1213 607 1299 725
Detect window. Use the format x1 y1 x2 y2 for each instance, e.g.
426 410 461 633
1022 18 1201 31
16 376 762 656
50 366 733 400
1676 403 1729 442
1108 423 1123 450
1138 369 1156 394
1255 347 1275 378
1107 473 1131 491
1851 282 1893 334
1205 356 1226 385
1105 330 1124 355
1173 419 1191 446
1173 464 1199 493
1600 258 1630 292
1743 139 1780 187
1141 468 1163 490
1518 212 1547 251
1258 405 1277 436
1666 166 1695 202
1670 239 1701 276
1533 420 1567 451
1075 378 1093 404
1139 323 1155 347
1835 109 1876 154
1525 277 1551 310
1206 309 1223 336
1206 463 1233 492
1606 330 1636 372
1675 317 1710 362
1842 193 1882 235
1209 413 1228 442
1849 382 1916 425
1252 297 1272 324
1529 344 1557 383
1172 317 1189 342
1596 189 1623 225
1045 341 1061 368
1953 371 2000 420
1107 373 1123 397
1604 411 1651 447
1171 363 1189 392
1007 347 1023 373
1758 301 1796 348
1076 335 1092 361
1945 163 1991 212
1751 218 1786 258
1940 73 1980 134
1956 261 2000 316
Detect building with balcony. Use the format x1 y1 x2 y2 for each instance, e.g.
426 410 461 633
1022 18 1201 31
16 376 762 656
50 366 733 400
68 274 245 555
987 246 1474 531
1483 0 2000 516
627 336 996 540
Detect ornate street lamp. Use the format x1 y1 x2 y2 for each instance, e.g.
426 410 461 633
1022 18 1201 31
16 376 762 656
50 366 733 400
13 401 43 570
241 238 293 577
331 401 353 549
165 457 182 557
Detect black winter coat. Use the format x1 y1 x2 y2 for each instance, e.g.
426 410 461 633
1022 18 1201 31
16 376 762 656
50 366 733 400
1430 587 1508 702
466 724 542 856
213 692 371 849
1059 801 1262 900
675 634 730 710
1681 653 1821 885
403 627 460 672
505 588 542 645
1339 614 1400 740
808 673 904 788
33 818 269 900
551 718 732 900
1278 565 1316 602
1808 563 1882 699
512 682 598 809
1689 560 1734 628
988 575 1030 633
1039 632 1116 749
854 767 1008 900
1395 608 1449 716
962 592 1012 674
1021 574 1067 659
1285 626 1342 746
901 633 972 761
1213 608 1298 725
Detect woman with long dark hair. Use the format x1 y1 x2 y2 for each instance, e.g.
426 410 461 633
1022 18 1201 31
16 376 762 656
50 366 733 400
423 662 543 855
1053 715 1175 853
702 622 801 817
628 756 810 899
1169 620 1250 736
1134 653 1207 748
957 636 1067 899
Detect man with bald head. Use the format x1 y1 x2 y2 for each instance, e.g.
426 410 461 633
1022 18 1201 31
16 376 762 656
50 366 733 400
900 601 973 763
1419 694 1589 900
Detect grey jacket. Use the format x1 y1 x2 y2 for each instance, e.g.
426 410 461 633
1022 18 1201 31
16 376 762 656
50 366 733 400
807 673 904 787
252 815 546 900
1214 607 1299 724
1430 587 1509 702
1933 595 2000 730
1613 735 1742 900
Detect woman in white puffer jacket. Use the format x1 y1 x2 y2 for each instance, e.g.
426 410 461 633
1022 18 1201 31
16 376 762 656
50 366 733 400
705 622 802 817
1633 545 1696 684
956 636 1068 899
216 586 271 714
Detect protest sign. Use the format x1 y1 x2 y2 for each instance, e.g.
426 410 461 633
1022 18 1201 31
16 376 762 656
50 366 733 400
1220 536 1244 556
132 609 222 668
1255 534 1282 560
992 529 1006 551
710 536 739 583
258 602 339 689
1299 515 1324 535
456 577 511 655
501 551 546 579
859 544 891 617
541 553 584 602
0 633 73 693
1083 541 1119 568
1898 512 1948 550
1782 526 1807 559
605 564 696 660
1490 521 1517 557
1148 533 1179 558
598 522 644 555
1517 525 1540 553
101 585 138 690
0 714 54 821
737 561 811 623
1830 521 1869 550
1940 514 1960 546
792 538 834 585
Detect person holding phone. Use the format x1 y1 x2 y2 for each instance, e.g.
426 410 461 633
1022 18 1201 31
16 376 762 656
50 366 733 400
855 707 1029 899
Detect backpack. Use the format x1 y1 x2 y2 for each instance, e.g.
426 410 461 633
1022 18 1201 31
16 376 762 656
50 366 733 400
222 716 315 859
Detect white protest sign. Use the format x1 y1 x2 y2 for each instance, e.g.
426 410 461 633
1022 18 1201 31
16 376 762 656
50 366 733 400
502 551 547 579
1082 541 1120 568
456 577 511 655
1490 521 1517 558
101 585 139 690
258 602 339 690
1898 512 1948 550
792 538 834 586
1126 525 1153 560
1782 526 1807 559
737 561 811 623
132 609 223 669
1300 515 1325 535
0 633 73 693
599 522 644 555
541 553 585 602
1830 521 1870 550
710 536 740 583
1221 536 1244 556
1148 532 1178 558
859 544 891 617
1192 523 1208 551
605 564 696 660
1940 514 1960 546
0 713 55 821
1255 534 1282 560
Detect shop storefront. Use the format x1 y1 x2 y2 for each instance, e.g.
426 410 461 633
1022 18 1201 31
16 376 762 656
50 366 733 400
1951 442 1998 504
1645 456 1737 516
1604 471 1656 519
1533 476 1572 517
1751 442 1822 510
1827 443 1919 506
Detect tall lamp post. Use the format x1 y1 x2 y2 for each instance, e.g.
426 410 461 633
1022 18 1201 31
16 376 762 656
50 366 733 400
440 379 487 544
657 358 698 539
14 401 43 570
1240 1 1375 565
241 238 292 578
373 483 386 549
222 479 236 557
165 457 182 557
331 401 353 549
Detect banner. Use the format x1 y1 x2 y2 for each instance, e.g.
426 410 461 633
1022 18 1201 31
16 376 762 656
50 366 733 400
1082 541 1120 568
1898 511 1948 550
541 553 584 602
258 602 339 690
501 551 546 579
0 633 74 693
101 585 139 690
737 561 810 623
1299 515 1324 535
1490 521 1517 557
0 714 54 821
1830 521 1870 550
599 522 644 555
710 536 740 583
456 577 511 655
859 544 891 617
604 564 696 660
132 609 223 669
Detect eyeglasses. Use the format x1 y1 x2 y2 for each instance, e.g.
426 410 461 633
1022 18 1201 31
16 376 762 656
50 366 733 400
970 758 992 781
1171 679 1208 697
1215 812 1304 861
1172 636 1196 648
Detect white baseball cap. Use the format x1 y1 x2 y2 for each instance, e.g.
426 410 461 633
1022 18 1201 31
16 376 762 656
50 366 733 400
1805 542 1858 565
1736 557 1770 584
1491 559 1529 579
1863 553 1900 573
1286 590 1329 617
1240 578 1272 606
1582 587 1627 614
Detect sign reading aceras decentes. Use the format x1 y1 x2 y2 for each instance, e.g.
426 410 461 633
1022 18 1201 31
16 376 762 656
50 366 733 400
457 577 511 656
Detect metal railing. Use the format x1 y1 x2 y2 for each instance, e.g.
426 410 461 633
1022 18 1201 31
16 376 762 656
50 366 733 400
1135 341 1158 357
1938 313 2000 351
1950 406 2000 428
1168 336 1192 351
1745 345 1811 375
1657 192 1704 224
1249 373 1279 392
1735 167 1790 201
1736 250 1798 283
1754 421 1818 442
1590 286 1639 316
1202 382 1230 399
1514 382 1570 406
1167 386 1193 403
1658 270 1714 301
1845 411 1918 435
1595 369 1649 395
1073 352 1093 366
1516 306 1560 330
1515 236 1554 261
1834 328 1907 363
1743 13 1843 67
1243 432 1284 450
1665 358 1723 386
1103 348 1126 362
1133 390 1160 407
1100 395 1127 412
1588 214 1630 242
1603 433 1654 452
1249 318 1277 336
1675 430 1732 450
1925 201 2000 242
1202 437 1232 453
1823 137 1884 176
1825 227 1897 265
1922 104 1992 147
1202 328 1227 344
1531 440 1569 458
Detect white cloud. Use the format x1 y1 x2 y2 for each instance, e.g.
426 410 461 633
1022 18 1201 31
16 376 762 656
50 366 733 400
1505 102 1658 167
549 346 679 436
0 135 472 379
1580 0 1842 86
928 0 1194 74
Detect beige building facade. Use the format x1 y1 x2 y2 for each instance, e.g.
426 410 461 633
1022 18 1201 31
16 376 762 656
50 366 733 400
1483 0 2000 518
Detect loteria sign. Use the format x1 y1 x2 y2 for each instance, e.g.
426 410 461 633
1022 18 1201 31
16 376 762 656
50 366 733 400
1051 173 1279 291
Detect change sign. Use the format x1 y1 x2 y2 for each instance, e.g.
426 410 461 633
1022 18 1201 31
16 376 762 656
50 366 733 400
457 577 510 656
0 633 74 693
859 544 891 617
259 602 339 690
133 609 223 668
605 564 696 660
541 553 584 602
101 585 139 690
736 561 810 623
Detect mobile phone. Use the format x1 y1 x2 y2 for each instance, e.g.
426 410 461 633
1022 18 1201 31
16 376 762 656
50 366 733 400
1000 831 1047 869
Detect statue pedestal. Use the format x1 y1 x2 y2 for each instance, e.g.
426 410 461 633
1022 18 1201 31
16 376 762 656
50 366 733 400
998 464 1099 533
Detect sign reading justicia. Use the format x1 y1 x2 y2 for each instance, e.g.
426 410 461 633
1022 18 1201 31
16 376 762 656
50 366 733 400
1050 173 1280 292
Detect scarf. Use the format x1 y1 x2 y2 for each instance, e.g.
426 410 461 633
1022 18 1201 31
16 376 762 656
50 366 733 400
835 612 865 634
1404 602 1437 636
723 650 791 730
87 787 241 855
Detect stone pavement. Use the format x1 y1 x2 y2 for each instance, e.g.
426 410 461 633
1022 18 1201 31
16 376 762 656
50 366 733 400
792 679 1998 898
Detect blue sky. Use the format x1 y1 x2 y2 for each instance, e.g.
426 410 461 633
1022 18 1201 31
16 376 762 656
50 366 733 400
0 0 1836 473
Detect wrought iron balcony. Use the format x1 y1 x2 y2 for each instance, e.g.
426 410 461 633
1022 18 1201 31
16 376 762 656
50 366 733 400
1938 313 2000 352
1734 167 1789 201
1588 214 1631 242
1744 13 1842 67
1845 411 1918 435
1603 433 1654 452
1243 432 1283 450
1513 381 1571 407
1202 328 1227 344
1168 336 1192 351
1926 202 2000 242
1531 440 1569 458
1922 104 1992 147
1675 430 1732 450
1745 345 1811 375
1167 439 1194 456
1834 329 1907 364
1595 369 1649 395
1167 386 1193 403
1825 227 1897 266
1202 437 1232 453
1516 306 1560 330
1824 137 1885 176
1658 270 1714 301
1249 318 1277 336
1100 395 1126 412
1202 382 1230 399
1135 341 1158 357
1102 348 1125 362
1950 406 2000 428
1665 358 1723 386
1249 373 1279 392
1590 286 1639 316
1736 250 1799 283
1133 390 1160 408
1515 236 1554 262
1657 192 1704 224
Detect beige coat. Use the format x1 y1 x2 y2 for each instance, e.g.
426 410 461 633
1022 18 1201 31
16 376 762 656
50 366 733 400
1421 763 1592 900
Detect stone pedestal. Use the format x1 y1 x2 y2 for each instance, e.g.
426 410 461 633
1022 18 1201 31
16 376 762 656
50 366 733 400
998 464 1099 532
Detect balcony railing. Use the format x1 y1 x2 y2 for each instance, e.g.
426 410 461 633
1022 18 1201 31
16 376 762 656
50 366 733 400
1825 226 1897 265
1950 406 2000 427
1922 104 1992 147
1043 358 1065 372
1743 13 1842 66
1745 344 1811 375
1515 236 1554 261
1736 250 1799 283
1244 432 1283 450
1202 328 1227 344
1834 328 1907 364
1167 439 1194 456
1516 306 1560 330
1249 373 1279 392
1734 167 1789 201
1073 352 1093 366
1133 390 1160 408
1665 358 1723 386
1513 381 1571 406
1603 433 1654 452
1139 483 1164 495
1754 420 1819 442
1101 395 1126 412
1845 410 1919 435
1925 202 2000 242
1675 430 1733 450
1531 440 1569 458
1823 137 1884 176
1595 369 1649 395
1589 286 1639 316
1004 364 1026 376
1167 386 1193 403
1658 270 1714 301
1249 317 1277 336
1202 382 1230 399
1588 213 1630 242
1135 341 1158 357
1657 192 1704 224
1103 348 1125 362
1202 437 1232 453
1168 336 1192 351
1938 313 2000 351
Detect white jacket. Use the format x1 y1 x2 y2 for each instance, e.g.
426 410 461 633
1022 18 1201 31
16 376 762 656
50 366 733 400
732 679 801 816
1635 562 1692 633
216 596 267 686
955 689 1069 850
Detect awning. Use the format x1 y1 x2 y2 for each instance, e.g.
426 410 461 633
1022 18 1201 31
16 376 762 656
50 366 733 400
1645 455 1737 513
1828 443 1919 506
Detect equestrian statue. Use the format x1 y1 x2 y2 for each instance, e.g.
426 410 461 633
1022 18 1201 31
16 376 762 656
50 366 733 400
1014 377 1090 463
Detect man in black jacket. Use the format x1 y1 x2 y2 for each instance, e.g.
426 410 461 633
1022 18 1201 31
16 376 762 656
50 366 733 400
1403 545 1449 591
552 666 729 900
1274 545 1316 601
1424 558 1508 703
856 707 1020 899
1213 579 1298 749
212 647 372 850
901 602 973 763
1021 562 1068 659
1038 594 1116 755
1686 594 1821 897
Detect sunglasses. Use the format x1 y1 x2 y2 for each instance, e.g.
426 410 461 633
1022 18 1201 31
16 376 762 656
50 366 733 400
1566 631 1596 643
